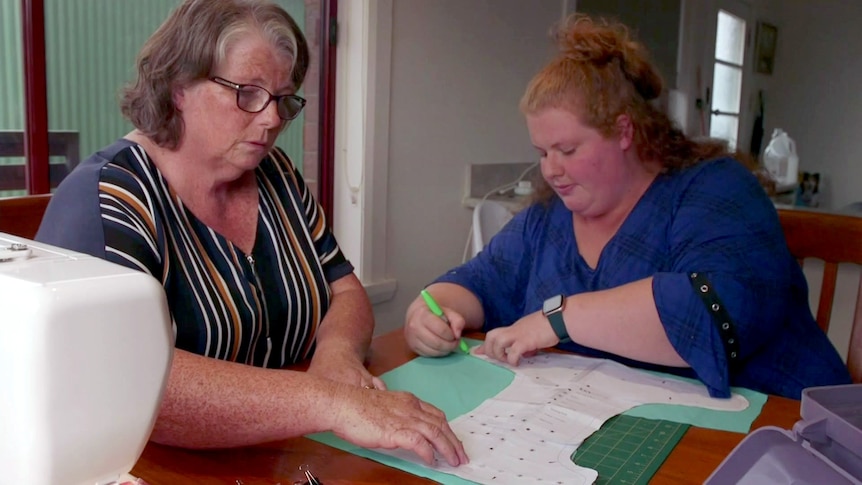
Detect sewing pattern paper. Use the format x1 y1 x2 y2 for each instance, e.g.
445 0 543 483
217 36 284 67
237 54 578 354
381 351 748 484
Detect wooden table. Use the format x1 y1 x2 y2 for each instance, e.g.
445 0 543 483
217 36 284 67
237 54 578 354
131 330 801 484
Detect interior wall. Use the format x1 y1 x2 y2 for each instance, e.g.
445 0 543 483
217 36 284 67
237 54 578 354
767 0 862 210
371 0 563 332
371 0 862 347
676 0 777 150
577 0 681 88
0 0 309 188
765 0 862 356
679 0 862 210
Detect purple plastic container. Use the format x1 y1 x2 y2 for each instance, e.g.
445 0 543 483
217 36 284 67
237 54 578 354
705 384 862 485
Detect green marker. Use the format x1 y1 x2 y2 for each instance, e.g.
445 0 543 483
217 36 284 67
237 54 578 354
420 289 470 354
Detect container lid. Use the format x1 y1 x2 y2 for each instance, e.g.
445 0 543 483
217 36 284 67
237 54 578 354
705 427 858 484
706 383 862 485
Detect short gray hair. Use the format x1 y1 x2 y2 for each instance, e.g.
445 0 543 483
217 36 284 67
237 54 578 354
120 0 309 149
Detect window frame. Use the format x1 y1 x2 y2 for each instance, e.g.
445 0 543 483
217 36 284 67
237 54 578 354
708 8 747 151
21 0 50 194
331 0 396 302
700 0 754 152
13 0 394 301
15 0 337 205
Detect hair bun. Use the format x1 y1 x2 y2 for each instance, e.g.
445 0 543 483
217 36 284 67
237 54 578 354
554 14 663 101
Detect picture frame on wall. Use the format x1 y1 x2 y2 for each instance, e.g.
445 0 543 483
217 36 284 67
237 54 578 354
755 21 778 75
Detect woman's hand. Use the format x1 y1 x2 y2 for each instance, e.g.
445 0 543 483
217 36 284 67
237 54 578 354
331 386 469 467
404 295 466 357
309 273 382 388
475 311 558 365
308 350 387 390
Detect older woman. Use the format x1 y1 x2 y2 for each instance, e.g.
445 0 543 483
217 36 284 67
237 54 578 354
37 0 467 466
404 14 850 399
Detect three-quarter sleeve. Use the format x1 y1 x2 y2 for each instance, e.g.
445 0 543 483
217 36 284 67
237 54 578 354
37 142 166 280
652 158 793 397
98 161 166 278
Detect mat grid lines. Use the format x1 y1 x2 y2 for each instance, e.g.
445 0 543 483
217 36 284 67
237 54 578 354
571 415 690 484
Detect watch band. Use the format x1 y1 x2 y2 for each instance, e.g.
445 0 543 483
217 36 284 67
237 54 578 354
547 310 571 343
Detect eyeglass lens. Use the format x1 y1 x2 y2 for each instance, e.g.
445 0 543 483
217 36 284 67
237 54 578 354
236 85 305 120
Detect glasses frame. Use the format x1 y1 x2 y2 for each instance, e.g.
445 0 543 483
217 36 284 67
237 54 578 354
209 76 306 121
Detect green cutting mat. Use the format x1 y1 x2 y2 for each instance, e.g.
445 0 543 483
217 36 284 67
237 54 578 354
572 415 690 484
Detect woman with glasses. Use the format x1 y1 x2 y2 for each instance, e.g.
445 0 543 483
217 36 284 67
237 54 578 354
37 0 467 466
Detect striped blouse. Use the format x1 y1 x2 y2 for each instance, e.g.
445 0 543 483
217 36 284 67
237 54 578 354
37 139 353 368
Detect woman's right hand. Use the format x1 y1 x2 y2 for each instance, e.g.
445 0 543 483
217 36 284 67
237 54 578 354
404 295 466 357
331 386 469 467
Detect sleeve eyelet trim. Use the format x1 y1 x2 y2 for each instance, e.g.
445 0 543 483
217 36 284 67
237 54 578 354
689 272 741 371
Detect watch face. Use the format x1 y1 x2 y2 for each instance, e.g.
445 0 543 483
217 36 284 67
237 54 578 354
543 294 563 313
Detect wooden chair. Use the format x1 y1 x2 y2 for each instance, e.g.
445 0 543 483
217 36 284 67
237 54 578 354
0 194 52 240
0 131 80 191
777 207 862 382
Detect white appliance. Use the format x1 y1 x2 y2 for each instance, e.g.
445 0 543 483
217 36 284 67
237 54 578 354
0 232 173 485
471 199 514 258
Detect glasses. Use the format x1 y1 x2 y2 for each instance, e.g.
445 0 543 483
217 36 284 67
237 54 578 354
209 77 306 121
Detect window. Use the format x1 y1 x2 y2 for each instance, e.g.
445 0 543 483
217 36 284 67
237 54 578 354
709 10 746 150
0 1 28 196
3 0 327 201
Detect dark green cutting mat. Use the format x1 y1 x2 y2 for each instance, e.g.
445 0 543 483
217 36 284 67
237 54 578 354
571 415 690 484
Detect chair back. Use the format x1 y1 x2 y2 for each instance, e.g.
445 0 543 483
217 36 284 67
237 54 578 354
777 207 862 382
472 200 514 258
0 194 51 240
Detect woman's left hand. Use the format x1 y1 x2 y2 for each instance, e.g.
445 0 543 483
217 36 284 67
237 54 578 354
475 311 559 366
307 352 387 390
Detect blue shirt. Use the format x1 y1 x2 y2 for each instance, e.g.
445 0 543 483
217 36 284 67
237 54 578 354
436 158 850 399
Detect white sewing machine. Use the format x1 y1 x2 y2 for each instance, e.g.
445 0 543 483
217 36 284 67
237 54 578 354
0 233 173 485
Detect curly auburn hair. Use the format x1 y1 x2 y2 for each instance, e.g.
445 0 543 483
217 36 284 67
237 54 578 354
520 14 768 203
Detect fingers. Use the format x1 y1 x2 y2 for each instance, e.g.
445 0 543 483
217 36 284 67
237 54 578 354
327 363 384 391
394 430 437 465
308 354 379 389
447 313 468 339
400 425 465 467
370 375 387 390
406 310 460 357
389 401 467 467
482 330 512 362
343 365 378 390
411 335 458 357
357 368 387 390
479 330 526 366
416 400 469 465
357 369 378 389
338 387 469 467
506 346 524 366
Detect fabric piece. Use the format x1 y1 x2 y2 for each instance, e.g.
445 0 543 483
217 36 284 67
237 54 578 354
434 157 850 398
309 340 767 484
